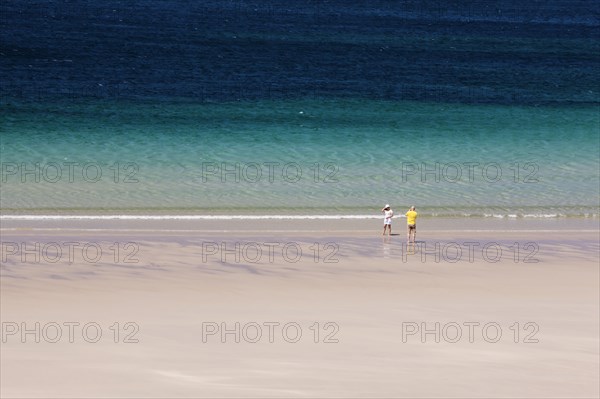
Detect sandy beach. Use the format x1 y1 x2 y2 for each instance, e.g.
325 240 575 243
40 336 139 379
3 0 598 397
1 218 598 398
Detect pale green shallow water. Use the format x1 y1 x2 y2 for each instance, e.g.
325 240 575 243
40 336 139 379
1 98 599 217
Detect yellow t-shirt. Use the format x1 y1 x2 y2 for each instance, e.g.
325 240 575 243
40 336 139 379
406 210 418 225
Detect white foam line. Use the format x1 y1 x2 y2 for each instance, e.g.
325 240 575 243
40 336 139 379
0 214 382 220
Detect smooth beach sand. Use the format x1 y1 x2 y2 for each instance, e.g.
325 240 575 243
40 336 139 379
1 218 599 398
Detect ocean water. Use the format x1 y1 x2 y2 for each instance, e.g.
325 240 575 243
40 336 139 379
1 1 599 218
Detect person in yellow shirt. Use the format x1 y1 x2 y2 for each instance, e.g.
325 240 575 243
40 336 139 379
405 206 418 243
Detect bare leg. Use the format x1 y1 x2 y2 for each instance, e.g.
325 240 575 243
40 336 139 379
408 226 416 243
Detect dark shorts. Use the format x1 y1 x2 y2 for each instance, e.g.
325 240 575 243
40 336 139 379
407 224 416 230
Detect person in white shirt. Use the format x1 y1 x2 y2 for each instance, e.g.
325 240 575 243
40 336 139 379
381 204 394 236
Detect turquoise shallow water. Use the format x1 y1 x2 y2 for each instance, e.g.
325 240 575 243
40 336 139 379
1 98 599 217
